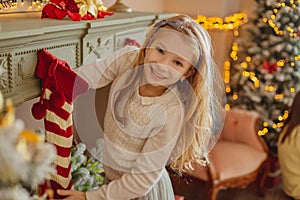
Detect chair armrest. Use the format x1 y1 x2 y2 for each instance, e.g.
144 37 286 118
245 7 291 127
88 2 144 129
207 162 219 181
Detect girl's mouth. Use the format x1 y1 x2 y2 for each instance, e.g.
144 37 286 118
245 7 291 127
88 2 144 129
150 66 166 80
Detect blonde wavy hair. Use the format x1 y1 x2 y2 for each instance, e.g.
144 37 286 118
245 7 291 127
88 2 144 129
133 14 225 173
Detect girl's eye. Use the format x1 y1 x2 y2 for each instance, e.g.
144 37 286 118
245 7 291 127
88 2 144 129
156 47 164 54
174 60 183 67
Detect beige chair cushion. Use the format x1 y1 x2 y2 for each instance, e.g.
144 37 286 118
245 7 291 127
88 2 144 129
189 141 267 181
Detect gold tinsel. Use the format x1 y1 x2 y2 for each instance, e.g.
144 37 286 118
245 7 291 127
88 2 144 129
74 0 107 18
0 92 15 127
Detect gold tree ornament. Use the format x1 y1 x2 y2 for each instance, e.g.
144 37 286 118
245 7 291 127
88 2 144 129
16 130 45 162
0 92 56 199
0 92 15 127
75 0 107 18
19 129 45 144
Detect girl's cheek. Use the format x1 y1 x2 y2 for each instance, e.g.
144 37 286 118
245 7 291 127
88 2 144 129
171 69 183 79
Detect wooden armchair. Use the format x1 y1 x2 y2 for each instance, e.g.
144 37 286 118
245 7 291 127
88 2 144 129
185 108 269 200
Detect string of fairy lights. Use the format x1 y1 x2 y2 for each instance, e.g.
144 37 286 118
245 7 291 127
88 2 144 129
0 0 47 12
194 13 249 109
195 4 299 136
195 12 248 36
194 13 248 111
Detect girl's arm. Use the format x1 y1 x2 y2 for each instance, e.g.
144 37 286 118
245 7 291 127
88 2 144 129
77 46 138 90
86 103 184 200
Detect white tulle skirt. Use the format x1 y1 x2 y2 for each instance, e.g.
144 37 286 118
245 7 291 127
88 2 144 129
134 168 175 200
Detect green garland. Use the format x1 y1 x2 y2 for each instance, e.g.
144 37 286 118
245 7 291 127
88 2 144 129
71 142 104 192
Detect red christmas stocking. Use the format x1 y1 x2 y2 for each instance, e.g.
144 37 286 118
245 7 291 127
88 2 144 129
32 49 88 199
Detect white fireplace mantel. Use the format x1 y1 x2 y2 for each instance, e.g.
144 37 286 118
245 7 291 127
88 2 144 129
0 11 174 106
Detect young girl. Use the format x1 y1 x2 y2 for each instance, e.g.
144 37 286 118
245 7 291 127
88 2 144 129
56 14 225 200
277 91 300 200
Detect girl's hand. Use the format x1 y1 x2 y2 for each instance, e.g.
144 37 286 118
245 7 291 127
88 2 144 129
51 189 87 200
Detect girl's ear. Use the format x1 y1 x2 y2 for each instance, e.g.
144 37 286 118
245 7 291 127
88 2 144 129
184 67 195 79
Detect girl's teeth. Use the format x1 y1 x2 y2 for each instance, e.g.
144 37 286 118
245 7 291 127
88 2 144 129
152 69 164 79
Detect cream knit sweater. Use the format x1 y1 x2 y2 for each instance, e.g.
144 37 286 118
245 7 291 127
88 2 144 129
78 46 184 200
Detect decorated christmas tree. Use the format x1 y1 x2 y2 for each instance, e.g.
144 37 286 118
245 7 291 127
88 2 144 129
0 92 56 200
225 0 300 154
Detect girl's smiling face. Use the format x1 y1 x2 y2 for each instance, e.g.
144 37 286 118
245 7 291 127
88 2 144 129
143 46 193 87
142 28 198 89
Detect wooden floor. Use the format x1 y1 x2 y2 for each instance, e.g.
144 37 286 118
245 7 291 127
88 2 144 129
170 174 291 200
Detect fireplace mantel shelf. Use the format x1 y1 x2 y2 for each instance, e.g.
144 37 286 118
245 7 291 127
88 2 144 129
0 11 174 105
0 12 160 39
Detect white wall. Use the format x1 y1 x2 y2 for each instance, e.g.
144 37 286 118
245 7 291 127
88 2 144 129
103 0 165 12
103 0 245 17
164 0 241 17
240 0 257 18
15 98 44 131
103 0 244 17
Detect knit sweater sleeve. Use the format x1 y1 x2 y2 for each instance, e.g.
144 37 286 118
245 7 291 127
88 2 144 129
77 46 138 89
85 104 184 200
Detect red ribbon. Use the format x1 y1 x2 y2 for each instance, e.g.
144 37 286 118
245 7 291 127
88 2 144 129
41 0 113 21
263 60 278 74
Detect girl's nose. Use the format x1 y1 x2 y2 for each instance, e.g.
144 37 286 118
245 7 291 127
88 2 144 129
155 63 169 75
157 56 171 67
